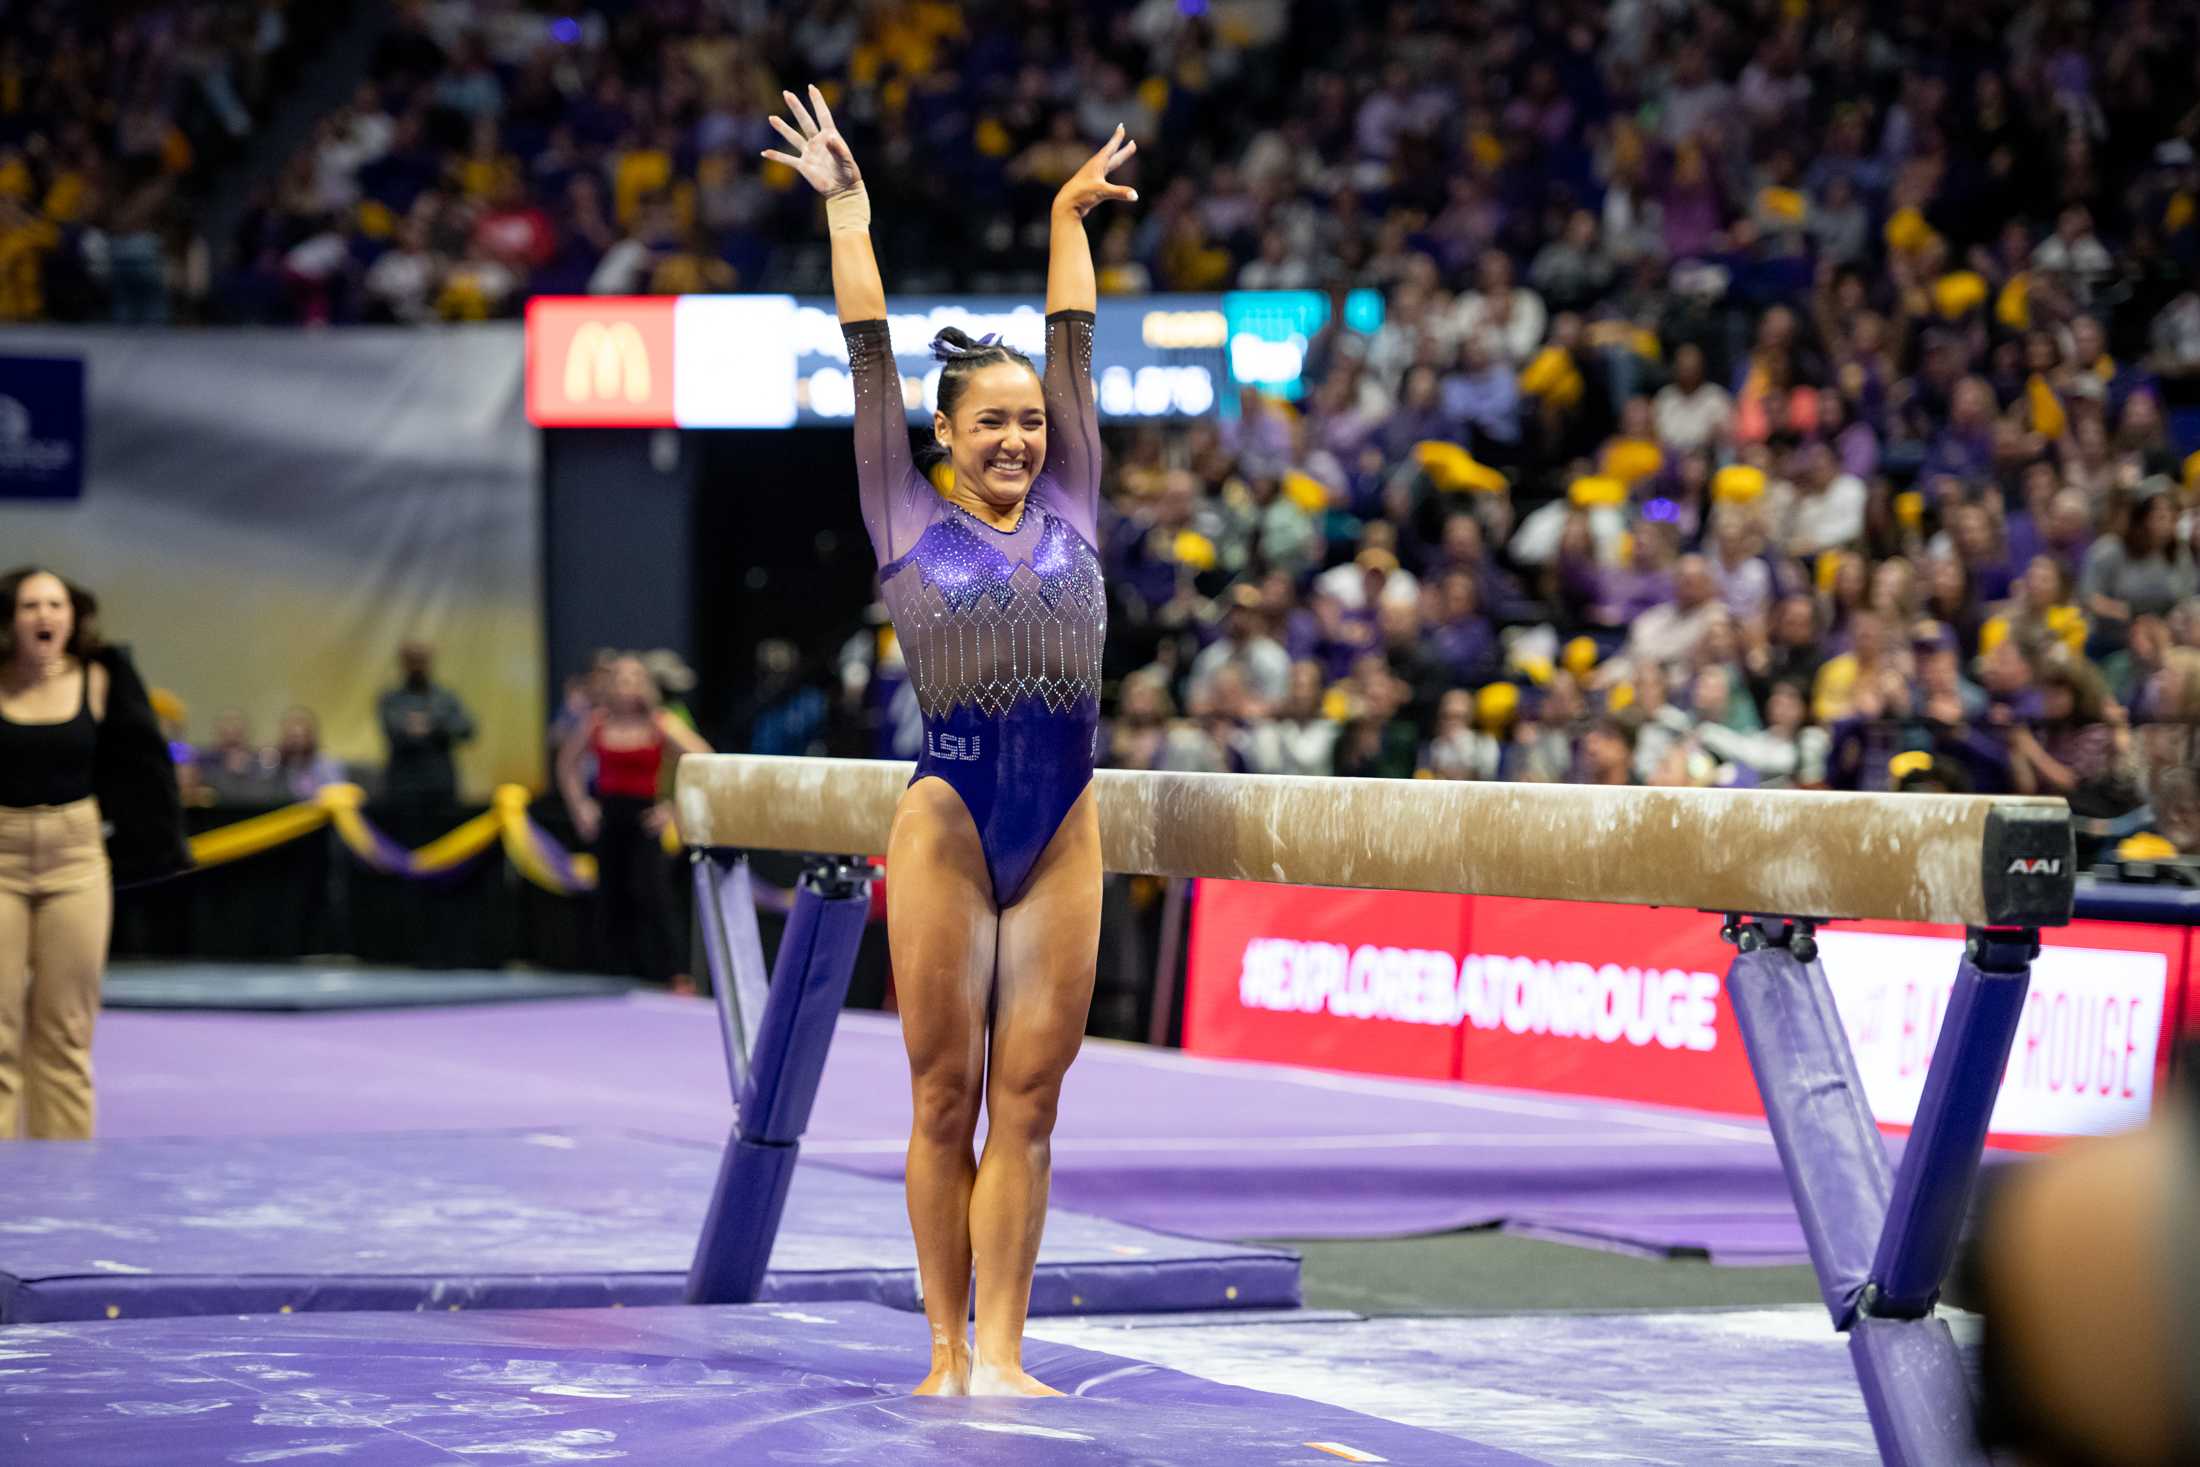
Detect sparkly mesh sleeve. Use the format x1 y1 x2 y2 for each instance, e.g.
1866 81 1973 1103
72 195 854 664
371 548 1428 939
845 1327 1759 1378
842 318 928 565
1040 309 1101 544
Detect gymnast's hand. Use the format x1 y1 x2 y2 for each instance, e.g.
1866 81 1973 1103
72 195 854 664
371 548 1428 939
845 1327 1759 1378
1053 124 1139 219
763 85 862 197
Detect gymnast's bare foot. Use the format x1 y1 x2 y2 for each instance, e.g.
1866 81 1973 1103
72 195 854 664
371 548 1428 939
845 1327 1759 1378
913 1345 970 1395
967 1345 1064 1397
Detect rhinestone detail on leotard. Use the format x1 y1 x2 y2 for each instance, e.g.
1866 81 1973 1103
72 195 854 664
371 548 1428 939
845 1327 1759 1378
879 500 1105 720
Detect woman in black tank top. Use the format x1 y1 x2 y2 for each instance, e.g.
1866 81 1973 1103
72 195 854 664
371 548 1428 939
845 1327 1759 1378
0 646 97 808
0 566 187 1140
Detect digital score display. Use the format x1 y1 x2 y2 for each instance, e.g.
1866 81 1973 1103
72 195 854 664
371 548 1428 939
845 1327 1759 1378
527 290 1381 429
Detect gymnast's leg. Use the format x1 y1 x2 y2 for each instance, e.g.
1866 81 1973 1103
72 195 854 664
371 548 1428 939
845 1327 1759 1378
887 776 996 1395
970 784 1101 1395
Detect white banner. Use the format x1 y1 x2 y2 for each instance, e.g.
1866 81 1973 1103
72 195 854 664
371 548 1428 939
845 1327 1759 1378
1818 931 2166 1138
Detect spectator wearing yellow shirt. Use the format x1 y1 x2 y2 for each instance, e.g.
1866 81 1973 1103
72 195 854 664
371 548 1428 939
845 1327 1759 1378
1598 397 1664 487
1158 210 1231 291
1094 218 1150 295
1811 610 1900 723
0 147 30 204
454 116 519 202
1008 114 1089 192
649 232 735 295
1983 555 2091 663
0 192 58 321
683 10 769 111
612 129 676 227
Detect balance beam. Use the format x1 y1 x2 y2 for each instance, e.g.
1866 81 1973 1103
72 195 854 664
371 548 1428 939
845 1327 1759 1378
676 756 2073 929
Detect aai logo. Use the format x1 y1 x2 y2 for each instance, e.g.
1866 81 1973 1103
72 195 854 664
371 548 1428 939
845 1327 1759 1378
2006 857 2063 876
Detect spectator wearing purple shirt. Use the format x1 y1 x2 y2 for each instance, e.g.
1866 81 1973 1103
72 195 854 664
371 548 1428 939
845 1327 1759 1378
1708 509 1775 620
1377 367 1459 466
1425 569 1501 687
1941 501 2020 607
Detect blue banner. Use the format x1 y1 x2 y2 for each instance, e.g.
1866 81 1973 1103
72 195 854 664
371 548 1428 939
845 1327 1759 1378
0 355 86 500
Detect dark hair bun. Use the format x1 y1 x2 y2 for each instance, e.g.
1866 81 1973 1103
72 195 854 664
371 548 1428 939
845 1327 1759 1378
927 329 1037 422
930 327 987 362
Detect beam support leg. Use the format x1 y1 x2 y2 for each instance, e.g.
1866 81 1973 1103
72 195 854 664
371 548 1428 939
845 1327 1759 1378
1726 918 2036 1467
691 852 772 1097
687 856 872 1305
1724 919 1892 1326
1868 930 2037 1317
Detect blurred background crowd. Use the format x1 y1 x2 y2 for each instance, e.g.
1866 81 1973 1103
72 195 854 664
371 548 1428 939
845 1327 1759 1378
14 0 2200 854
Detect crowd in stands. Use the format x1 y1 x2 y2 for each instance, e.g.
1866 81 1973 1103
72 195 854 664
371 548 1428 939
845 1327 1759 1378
17 0 2200 853
0 0 350 323
813 0 2193 855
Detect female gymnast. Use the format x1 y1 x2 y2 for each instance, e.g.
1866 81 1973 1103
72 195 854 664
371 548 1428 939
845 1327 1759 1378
765 85 1134 1396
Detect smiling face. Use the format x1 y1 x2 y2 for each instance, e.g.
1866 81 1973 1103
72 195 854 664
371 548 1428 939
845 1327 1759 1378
10 571 72 669
935 361 1047 511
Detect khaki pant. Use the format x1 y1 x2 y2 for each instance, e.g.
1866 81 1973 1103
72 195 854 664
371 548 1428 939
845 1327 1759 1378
0 799 111 1139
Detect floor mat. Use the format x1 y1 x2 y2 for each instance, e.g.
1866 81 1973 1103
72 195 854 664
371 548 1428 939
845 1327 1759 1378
0 1128 1296 1323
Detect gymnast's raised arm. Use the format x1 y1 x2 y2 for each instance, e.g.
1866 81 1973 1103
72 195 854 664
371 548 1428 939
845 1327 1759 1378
1039 126 1137 535
766 85 913 560
765 85 880 323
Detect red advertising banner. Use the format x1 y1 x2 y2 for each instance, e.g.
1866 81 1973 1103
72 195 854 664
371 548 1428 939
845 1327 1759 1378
1453 897 1760 1114
1187 880 2195 1146
1184 881 1467 1080
525 296 678 427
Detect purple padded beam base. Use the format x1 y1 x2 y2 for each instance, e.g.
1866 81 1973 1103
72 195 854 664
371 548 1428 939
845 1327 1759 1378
1868 932 2036 1316
1725 916 2034 1467
690 861 873 1305
1 1301 1531 1466
691 854 770 1094
687 1134 799 1305
1724 932 1893 1325
1850 1315 1990 1467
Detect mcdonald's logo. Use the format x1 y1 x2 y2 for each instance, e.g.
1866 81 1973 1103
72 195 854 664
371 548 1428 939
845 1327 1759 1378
525 297 677 426
565 321 652 404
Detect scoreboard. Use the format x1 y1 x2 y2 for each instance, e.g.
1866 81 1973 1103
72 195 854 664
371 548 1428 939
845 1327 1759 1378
525 289 1381 429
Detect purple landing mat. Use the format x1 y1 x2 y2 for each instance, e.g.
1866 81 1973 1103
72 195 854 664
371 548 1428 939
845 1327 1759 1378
1030 1306 1979 1465
96 996 1811 1261
0 1301 1530 1467
0 1128 1296 1324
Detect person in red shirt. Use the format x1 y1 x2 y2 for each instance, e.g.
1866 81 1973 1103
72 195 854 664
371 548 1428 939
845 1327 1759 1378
556 654 710 986
470 174 557 276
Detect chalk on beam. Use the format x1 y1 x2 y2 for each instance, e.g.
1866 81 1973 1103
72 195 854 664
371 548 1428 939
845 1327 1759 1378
675 756 2073 929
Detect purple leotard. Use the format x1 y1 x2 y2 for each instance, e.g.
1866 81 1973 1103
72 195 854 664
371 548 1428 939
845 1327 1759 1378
844 310 1106 907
